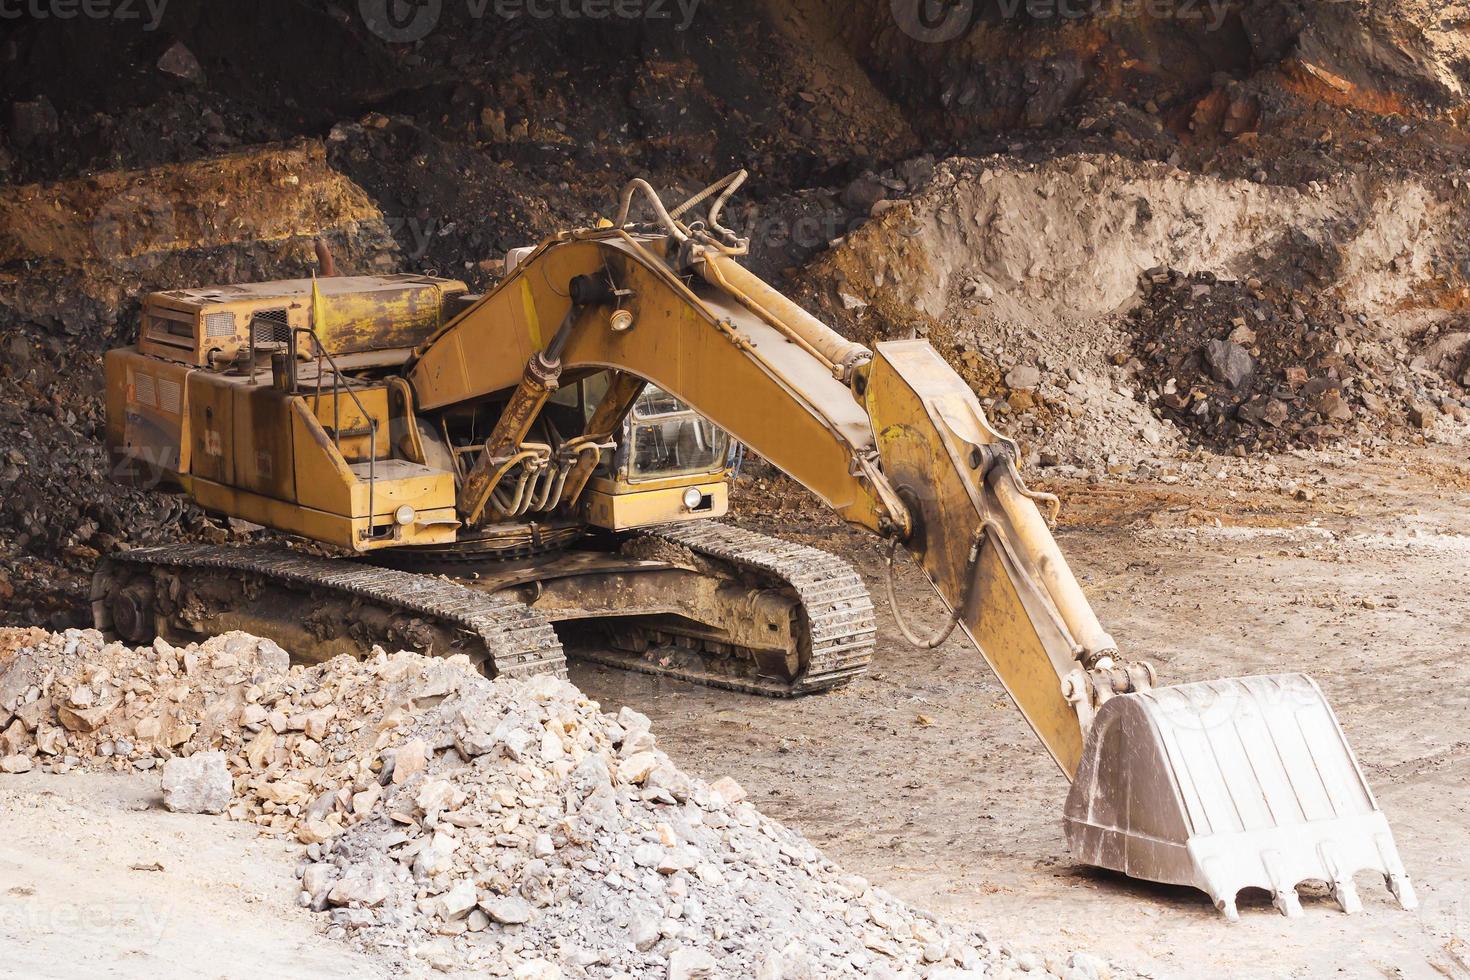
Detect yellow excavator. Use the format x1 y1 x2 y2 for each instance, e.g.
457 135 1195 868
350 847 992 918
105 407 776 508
99 172 1416 920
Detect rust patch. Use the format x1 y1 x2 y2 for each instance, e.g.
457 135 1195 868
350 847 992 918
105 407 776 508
1280 59 1414 117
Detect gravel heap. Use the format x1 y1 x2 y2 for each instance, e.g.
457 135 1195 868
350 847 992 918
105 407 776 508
1128 268 1470 453
0 628 1120 979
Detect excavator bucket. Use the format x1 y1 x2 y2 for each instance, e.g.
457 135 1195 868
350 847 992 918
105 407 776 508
1063 674 1416 920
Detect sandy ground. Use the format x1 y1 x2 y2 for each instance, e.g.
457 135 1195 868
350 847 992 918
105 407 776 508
1 446 1465 978
0 772 389 979
572 445 1470 979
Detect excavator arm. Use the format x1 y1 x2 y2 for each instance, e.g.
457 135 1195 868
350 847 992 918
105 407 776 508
406 178 1416 919
410 228 1126 773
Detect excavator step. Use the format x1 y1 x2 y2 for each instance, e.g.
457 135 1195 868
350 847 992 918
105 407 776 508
92 544 567 679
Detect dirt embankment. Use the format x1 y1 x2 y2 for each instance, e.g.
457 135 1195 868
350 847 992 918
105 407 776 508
3 0 1470 620
0 142 398 329
795 153 1470 474
799 0 1470 182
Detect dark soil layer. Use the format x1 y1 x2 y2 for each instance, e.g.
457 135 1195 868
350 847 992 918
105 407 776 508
1127 268 1467 452
3 0 1470 622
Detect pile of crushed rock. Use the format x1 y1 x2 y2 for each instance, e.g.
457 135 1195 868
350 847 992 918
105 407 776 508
0 628 1121 979
1126 268 1469 453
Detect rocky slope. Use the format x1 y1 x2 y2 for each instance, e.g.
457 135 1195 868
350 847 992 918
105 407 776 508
0 628 1127 979
3 0 1470 620
794 153 1470 474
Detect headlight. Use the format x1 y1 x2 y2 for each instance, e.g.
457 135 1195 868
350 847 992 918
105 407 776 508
394 505 416 526
682 487 704 511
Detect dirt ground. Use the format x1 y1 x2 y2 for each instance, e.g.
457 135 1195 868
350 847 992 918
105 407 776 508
0 772 389 978
568 445 1470 979
0 444 1465 978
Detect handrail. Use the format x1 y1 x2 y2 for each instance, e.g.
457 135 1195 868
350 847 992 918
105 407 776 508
289 328 381 541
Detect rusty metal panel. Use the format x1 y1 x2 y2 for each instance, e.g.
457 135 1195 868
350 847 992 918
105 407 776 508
232 384 295 500
105 348 193 483
138 302 204 365
581 482 727 530
186 373 235 486
289 398 454 526
185 475 458 553
312 278 460 354
291 401 357 517
345 459 456 518
308 386 391 462
140 275 468 368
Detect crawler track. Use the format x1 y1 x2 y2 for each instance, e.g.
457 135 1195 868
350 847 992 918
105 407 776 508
580 521 876 696
92 544 566 679
92 523 873 696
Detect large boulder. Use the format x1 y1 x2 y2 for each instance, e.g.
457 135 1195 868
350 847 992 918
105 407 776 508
1203 339 1255 389
161 751 232 814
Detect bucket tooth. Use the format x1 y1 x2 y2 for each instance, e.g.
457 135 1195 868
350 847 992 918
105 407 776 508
1332 879 1362 915
1319 843 1362 914
1262 852 1304 918
1374 833 1419 910
1063 673 1414 920
1388 873 1418 911
1273 886 1305 919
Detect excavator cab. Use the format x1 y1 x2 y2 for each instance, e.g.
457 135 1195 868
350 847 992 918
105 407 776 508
548 374 732 485
624 386 731 482
538 373 732 531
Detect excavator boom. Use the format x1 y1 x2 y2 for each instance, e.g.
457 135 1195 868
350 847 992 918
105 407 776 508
404 223 1165 774
403 176 1416 918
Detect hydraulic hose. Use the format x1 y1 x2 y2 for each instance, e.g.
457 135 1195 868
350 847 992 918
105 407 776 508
615 179 690 242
